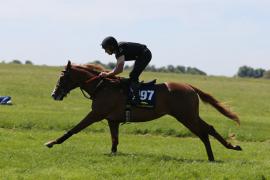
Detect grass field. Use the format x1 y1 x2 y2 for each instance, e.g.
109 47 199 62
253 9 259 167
0 63 270 179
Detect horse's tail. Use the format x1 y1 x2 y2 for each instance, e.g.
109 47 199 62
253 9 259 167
189 84 240 125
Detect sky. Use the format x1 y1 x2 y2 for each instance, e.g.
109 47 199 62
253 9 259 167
0 0 270 76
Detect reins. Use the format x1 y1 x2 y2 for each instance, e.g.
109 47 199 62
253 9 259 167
80 75 102 100
85 75 100 84
80 74 109 100
80 74 121 100
80 87 92 99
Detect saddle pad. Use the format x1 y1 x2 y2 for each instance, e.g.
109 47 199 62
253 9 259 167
137 83 156 108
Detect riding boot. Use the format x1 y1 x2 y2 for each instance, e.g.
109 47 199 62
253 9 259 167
130 81 140 105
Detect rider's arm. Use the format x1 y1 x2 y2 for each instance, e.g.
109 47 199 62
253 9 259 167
107 55 125 76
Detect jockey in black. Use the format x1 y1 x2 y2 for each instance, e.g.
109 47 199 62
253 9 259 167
100 36 152 104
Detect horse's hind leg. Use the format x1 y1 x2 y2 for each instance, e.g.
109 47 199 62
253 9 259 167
174 114 215 161
188 121 215 161
171 99 215 160
199 134 214 161
199 117 242 151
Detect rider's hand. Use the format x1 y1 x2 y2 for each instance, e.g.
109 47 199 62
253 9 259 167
99 72 110 78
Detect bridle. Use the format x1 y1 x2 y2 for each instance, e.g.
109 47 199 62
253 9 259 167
57 69 121 100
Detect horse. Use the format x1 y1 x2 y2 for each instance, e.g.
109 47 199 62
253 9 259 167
45 61 242 161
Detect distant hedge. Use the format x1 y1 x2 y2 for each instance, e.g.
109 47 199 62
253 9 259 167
0 60 34 65
89 60 207 76
237 65 268 78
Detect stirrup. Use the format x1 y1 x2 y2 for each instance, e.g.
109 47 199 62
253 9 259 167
130 95 140 105
121 105 132 125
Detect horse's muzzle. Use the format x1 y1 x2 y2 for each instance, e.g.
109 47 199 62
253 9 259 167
51 90 64 101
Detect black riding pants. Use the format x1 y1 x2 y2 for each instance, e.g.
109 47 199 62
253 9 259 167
129 49 152 82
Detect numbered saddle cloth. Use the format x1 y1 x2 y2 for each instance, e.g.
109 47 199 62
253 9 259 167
136 80 156 108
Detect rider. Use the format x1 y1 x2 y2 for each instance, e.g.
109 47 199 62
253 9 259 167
99 36 152 104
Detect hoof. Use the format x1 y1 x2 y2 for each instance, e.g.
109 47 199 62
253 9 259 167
234 145 242 151
44 141 55 148
110 152 117 156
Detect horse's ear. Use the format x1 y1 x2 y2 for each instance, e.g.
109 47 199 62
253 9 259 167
66 60 71 71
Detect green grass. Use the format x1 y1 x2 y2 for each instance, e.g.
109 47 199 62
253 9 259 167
0 129 269 179
1 63 270 179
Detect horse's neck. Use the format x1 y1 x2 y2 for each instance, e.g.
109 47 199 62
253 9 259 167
73 68 94 82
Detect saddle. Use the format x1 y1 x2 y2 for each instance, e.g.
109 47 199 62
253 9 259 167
120 79 157 123
120 79 156 108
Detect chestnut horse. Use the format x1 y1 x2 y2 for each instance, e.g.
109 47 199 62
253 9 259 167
45 61 242 161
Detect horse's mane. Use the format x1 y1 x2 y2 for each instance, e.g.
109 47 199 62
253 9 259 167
73 63 108 74
83 64 107 72
73 63 121 81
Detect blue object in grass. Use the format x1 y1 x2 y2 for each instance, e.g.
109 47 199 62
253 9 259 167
0 96 12 104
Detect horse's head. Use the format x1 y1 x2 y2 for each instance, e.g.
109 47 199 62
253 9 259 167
51 60 111 100
51 61 79 100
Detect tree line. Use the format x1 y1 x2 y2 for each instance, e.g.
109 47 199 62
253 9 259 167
2 59 270 79
237 65 270 79
94 61 270 79
91 60 207 75
1 60 33 65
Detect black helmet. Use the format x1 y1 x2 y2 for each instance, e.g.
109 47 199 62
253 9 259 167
101 36 118 49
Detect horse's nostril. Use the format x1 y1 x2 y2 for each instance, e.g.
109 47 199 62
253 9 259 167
51 93 56 99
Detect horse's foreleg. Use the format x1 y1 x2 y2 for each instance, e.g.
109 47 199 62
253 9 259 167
45 111 105 148
44 131 73 148
108 120 120 154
